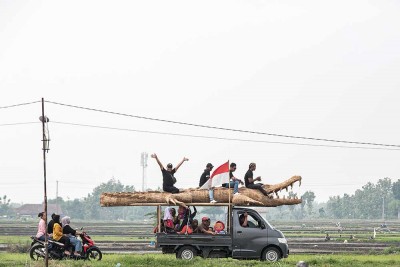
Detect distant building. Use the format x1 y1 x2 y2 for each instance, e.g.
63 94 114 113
14 204 63 218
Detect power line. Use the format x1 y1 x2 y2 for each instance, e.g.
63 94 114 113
0 100 40 109
45 100 400 148
0 122 39 127
51 120 400 151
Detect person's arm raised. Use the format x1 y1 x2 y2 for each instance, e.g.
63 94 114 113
175 157 189 171
151 153 164 170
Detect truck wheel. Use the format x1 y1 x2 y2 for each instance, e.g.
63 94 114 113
176 246 197 260
261 247 281 262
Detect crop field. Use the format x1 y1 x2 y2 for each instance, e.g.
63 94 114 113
1 253 400 267
0 219 400 266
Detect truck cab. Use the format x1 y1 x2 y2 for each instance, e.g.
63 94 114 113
156 205 289 262
232 207 288 261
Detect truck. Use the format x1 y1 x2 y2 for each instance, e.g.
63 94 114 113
155 205 289 262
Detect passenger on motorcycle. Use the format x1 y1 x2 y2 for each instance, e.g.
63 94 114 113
36 212 48 241
52 215 72 255
61 216 82 257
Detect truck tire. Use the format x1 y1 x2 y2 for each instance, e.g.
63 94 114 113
176 246 197 260
261 247 281 262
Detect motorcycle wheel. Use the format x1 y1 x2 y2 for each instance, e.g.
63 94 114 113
86 247 102 261
29 243 45 261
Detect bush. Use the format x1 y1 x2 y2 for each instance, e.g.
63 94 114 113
383 246 400 255
6 241 30 253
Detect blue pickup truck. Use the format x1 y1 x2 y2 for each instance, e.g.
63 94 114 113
156 206 288 262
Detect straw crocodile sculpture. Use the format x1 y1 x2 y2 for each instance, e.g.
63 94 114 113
100 176 302 207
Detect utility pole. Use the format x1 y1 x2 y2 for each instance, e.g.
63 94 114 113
56 180 59 214
40 98 49 267
140 152 148 192
382 196 385 222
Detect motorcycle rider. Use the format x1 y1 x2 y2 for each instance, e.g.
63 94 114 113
47 213 56 237
52 214 71 255
35 212 47 241
61 216 82 257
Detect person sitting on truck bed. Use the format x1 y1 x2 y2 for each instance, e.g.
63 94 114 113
172 208 181 231
151 153 189 194
244 163 270 197
178 206 197 232
153 219 165 233
177 218 199 235
191 219 199 233
198 217 215 235
163 207 175 233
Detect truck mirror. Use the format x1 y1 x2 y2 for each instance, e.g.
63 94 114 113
261 223 266 229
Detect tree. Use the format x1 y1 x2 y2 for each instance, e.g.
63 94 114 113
0 195 11 216
392 180 400 219
301 191 316 216
318 207 326 218
83 178 135 220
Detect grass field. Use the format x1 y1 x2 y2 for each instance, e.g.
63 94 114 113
0 253 400 267
0 235 153 244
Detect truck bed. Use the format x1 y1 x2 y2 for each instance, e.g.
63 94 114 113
156 233 232 249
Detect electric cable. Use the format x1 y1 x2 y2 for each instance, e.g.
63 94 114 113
45 100 400 148
0 100 41 109
0 122 39 127
51 120 400 151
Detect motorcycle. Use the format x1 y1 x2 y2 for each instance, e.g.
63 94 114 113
29 229 102 261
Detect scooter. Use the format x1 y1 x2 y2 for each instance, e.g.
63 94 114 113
29 229 102 261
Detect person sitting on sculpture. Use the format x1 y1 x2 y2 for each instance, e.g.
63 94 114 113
222 163 244 195
199 163 217 203
151 153 188 194
244 163 270 197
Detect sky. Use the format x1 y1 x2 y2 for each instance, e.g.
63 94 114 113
1 0 400 204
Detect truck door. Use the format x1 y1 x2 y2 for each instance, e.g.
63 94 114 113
233 210 267 258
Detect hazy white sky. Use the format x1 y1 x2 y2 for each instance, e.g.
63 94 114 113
1 0 400 204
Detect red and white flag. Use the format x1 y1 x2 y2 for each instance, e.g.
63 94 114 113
200 161 230 189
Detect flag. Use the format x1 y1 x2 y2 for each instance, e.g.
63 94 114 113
200 161 230 189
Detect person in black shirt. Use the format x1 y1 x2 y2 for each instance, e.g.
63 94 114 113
61 216 82 256
199 163 217 203
151 153 188 193
47 213 56 236
222 163 243 195
244 162 270 196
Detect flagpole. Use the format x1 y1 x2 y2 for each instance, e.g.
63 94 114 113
228 160 231 233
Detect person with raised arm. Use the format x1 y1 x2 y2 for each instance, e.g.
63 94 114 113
151 153 189 193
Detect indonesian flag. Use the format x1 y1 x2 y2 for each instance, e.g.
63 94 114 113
200 161 230 189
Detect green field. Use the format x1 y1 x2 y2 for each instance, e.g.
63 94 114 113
0 253 400 267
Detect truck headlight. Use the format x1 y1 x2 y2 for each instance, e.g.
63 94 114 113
278 238 287 244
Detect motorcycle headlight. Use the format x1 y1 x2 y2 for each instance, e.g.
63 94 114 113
278 238 287 244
